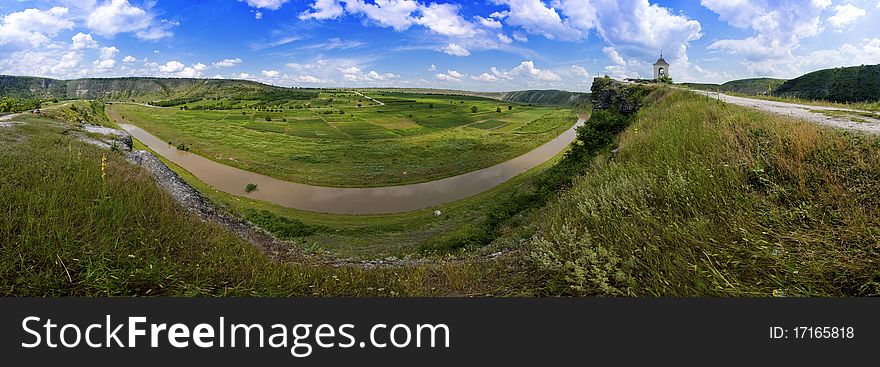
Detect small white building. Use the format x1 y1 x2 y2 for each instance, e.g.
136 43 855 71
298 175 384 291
653 52 669 80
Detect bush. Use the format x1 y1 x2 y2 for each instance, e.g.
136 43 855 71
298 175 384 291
245 210 316 238
245 183 257 192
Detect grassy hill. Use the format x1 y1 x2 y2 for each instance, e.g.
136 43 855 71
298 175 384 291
681 78 786 95
0 75 318 103
774 64 880 103
528 82 880 296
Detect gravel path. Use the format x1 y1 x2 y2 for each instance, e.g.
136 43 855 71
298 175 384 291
692 90 880 134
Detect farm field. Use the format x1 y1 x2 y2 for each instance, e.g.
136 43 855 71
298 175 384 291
111 91 576 187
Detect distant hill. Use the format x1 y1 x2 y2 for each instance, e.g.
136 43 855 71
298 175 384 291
0 75 317 103
774 64 880 103
365 88 590 107
680 78 786 95
473 90 590 107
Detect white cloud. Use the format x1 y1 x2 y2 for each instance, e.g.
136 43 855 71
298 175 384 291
241 0 290 10
87 0 151 37
441 43 471 56
497 33 513 44
436 70 465 82
512 32 528 42
474 15 503 29
827 4 865 31
473 61 561 82
571 65 589 78
213 58 243 68
343 0 420 31
299 0 344 20
510 60 561 81
71 32 98 50
428 64 436 71
416 2 478 37
255 11 263 19
291 75 331 84
159 60 185 73
491 0 583 41
603 47 625 66
193 63 208 72
122 55 137 63
98 46 119 60
0 49 86 79
473 72 498 82
262 69 280 77
0 7 74 48
136 19 179 40
702 0 829 62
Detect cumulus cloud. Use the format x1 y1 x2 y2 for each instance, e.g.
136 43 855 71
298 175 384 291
299 0 344 20
71 32 98 50
213 58 243 68
159 60 185 73
441 43 471 56
86 0 177 40
338 64 398 83
300 1 504 56
240 0 290 10
262 69 280 77
0 7 74 48
436 70 465 82
497 33 513 44
416 2 478 37
702 0 828 62
0 49 85 79
472 61 561 82
122 55 138 63
827 4 866 31
571 65 589 78
491 0 583 41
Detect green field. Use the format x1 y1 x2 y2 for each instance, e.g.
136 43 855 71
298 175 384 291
111 91 576 187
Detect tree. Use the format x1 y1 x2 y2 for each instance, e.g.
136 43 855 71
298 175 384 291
0 97 15 113
508 105 513 110
471 106 478 113
496 107 502 113
429 103 434 109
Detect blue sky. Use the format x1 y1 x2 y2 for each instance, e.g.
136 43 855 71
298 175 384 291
1 0 879 92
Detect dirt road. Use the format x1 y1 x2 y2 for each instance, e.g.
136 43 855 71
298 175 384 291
692 90 880 134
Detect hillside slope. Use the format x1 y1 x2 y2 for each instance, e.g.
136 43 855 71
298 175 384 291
681 78 786 95
775 64 880 103
475 89 590 107
0 75 316 102
528 81 880 296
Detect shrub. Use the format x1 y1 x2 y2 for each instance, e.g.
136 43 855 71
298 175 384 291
245 210 316 238
245 183 257 193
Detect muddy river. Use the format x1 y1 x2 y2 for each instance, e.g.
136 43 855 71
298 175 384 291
119 117 585 214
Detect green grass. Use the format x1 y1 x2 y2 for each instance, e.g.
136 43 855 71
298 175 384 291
0 117 536 296
529 89 880 296
110 92 575 187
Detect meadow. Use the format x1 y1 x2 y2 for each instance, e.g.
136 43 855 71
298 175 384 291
111 91 576 187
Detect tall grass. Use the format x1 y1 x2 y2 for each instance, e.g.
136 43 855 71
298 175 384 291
530 90 880 296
